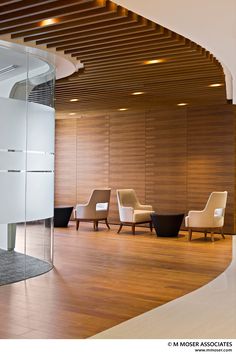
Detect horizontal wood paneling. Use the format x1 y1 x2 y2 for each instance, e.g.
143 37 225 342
187 105 235 233
55 119 77 207
55 104 236 232
146 108 187 215
109 111 146 222
76 115 109 204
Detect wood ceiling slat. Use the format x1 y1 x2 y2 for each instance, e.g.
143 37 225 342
79 47 197 64
55 84 224 98
80 59 217 76
56 89 224 100
0 0 58 14
0 0 21 5
70 36 185 57
59 27 166 52
55 77 224 95
57 76 223 89
0 0 92 20
48 21 157 49
26 13 135 42
57 69 223 88
43 17 151 47
73 59 218 78
84 52 213 68
76 44 200 62
11 7 126 38
0 0 108 33
56 92 225 102
1 0 225 111
55 86 224 98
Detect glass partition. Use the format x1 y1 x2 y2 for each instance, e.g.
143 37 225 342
0 42 55 285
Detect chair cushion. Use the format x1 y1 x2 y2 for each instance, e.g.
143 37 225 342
133 210 152 223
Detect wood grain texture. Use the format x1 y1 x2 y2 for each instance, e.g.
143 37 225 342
187 105 235 233
55 103 236 232
76 115 109 204
109 111 146 222
55 119 77 207
0 1 226 113
0 223 232 339
146 108 187 215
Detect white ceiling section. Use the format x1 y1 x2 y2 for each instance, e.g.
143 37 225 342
114 0 236 103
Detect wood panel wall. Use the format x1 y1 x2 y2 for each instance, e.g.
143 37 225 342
187 105 235 233
55 119 77 206
76 115 109 204
109 111 146 221
146 108 187 215
55 104 236 233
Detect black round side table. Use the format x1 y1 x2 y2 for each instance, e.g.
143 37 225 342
151 213 184 237
54 206 74 227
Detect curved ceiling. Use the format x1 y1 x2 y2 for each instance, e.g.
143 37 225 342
115 0 236 103
0 0 226 116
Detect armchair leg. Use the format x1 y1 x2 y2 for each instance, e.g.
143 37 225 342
76 220 80 231
93 221 99 231
188 229 192 241
221 228 225 239
204 230 207 239
150 222 153 232
117 223 123 234
105 218 110 229
210 231 214 242
132 224 135 235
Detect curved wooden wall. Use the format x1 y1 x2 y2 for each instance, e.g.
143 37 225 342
55 103 236 233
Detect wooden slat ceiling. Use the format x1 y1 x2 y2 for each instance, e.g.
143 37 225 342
0 0 226 117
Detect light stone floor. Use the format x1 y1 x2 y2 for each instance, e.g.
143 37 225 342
92 236 236 339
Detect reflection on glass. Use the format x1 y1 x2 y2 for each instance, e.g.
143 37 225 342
0 41 55 286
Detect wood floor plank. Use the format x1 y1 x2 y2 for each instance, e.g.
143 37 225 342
0 223 232 339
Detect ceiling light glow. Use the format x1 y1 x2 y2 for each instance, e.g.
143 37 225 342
40 18 59 27
70 98 79 102
118 108 128 111
69 112 76 116
132 92 144 95
177 103 188 106
208 83 223 87
144 59 165 65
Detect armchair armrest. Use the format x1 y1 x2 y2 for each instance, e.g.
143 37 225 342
188 210 204 218
76 204 90 218
136 204 153 211
187 210 213 227
119 206 134 223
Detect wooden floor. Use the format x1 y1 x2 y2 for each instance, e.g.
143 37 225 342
0 222 232 339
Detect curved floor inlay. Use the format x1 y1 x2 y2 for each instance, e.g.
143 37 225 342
0 249 52 286
92 235 236 339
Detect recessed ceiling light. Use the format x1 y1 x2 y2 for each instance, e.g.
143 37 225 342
144 59 165 65
132 92 145 95
118 108 128 111
40 18 59 27
208 83 223 87
177 103 188 106
69 112 76 116
70 98 79 102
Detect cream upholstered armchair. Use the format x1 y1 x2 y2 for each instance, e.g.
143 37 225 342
116 189 154 235
185 191 228 242
75 189 111 231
